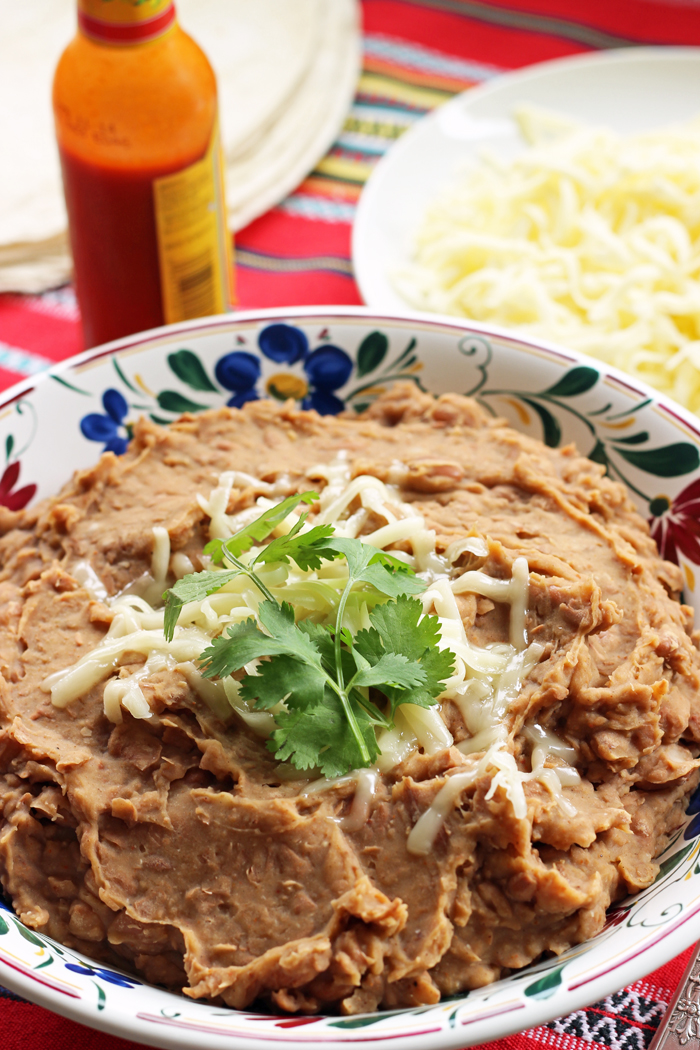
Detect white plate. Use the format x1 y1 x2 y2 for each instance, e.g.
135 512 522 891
352 47 700 312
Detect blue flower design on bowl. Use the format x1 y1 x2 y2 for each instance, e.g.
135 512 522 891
258 324 355 415
214 351 261 408
80 389 130 454
65 962 140 987
302 345 354 415
258 323 309 365
211 325 353 416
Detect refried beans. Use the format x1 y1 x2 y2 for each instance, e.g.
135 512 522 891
0 382 698 1015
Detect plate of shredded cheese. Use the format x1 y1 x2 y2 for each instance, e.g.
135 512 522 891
352 47 700 415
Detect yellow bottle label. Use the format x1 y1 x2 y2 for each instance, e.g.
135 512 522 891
153 121 235 325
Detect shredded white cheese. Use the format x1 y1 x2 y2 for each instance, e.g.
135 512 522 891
395 106 700 415
72 560 108 603
407 769 476 855
150 527 170 594
407 715 580 857
47 459 571 840
303 769 381 832
375 709 420 772
42 625 209 709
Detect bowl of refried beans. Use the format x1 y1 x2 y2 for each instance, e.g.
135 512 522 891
1 306 700 1050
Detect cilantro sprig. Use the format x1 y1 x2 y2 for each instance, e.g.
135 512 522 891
163 492 322 639
162 492 454 775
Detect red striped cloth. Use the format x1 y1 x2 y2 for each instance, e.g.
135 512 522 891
3 1 700 1047
0 945 693 1049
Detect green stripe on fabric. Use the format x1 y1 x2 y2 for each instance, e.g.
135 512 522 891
394 0 635 49
236 249 354 277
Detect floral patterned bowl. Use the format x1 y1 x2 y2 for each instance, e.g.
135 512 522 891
2 306 700 1050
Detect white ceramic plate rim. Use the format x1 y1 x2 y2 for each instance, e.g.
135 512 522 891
352 46 700 313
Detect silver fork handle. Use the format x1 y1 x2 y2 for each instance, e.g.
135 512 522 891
648 942 700 1050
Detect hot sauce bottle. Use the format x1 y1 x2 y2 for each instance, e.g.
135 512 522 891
53 0 235 348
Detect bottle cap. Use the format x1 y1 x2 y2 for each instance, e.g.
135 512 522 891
78 0 176 44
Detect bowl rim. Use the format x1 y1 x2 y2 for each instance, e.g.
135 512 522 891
5 303 700 448
1 304 699 1050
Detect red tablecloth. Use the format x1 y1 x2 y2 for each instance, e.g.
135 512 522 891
3 1 700 1047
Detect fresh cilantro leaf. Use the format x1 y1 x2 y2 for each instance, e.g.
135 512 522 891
358 562 426 599
201 594 388 770
253 606 378 736
323 537 425 598
351 624 384 666
365 594 443 660
297 619 337 670
269 687 380 777
240 653 326 710
255 522 343 571
198 600 323 679
298 622 362 702
398 644 455 709
205 491 319 563
321 536 375 579
176 489 454 776
198 617 281 679
204 537 231 565
251 510 306 561
370 550 415 575
349 651 426 692
339 626 354 649
163 569 240 642
256 600 325 666
354 595 455 714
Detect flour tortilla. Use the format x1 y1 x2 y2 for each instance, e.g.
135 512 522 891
178 0 324 163
0 0 360 292
0 0 73 246
225 0 361 229
0 235 70 295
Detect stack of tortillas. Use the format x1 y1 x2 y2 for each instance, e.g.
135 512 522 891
0 0 360 293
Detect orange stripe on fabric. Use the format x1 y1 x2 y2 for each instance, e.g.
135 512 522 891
363 54 478 93
297 177 363 203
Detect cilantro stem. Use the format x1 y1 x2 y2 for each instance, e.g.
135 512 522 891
336 684 371 764
334 581 353 694
222 546 277 604
332 577 371 765
345 682 391 729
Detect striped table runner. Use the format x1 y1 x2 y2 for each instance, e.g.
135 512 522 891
3 1 700 1047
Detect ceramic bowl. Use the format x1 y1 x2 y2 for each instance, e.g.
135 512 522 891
2 306 700 1050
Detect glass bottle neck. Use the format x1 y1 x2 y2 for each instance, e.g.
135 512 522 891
77 0 177 45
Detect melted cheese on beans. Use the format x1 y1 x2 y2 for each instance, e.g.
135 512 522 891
42 457 577 835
